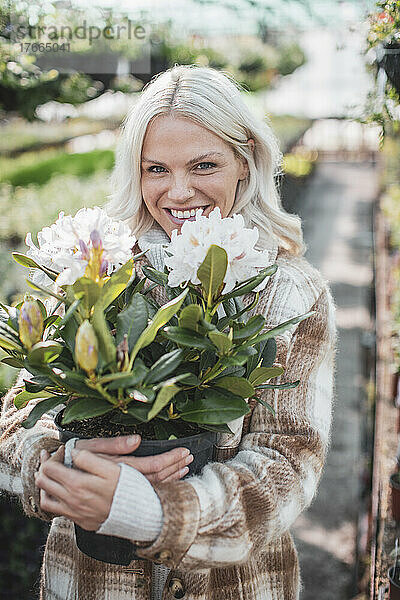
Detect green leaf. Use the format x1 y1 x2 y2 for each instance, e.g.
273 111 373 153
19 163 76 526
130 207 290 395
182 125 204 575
0 334 22 352
119 403 150 423
213 376 255 398
197 245 228 305
163 326 215 350
1 356 24 368
232 315 265 341
99 259 134 309
43 314 60 329
142 266 169 287
21 396 66 429
220 266 277 301
72 278 101 317
91 302 116 368
26 279 65 303
50 370 103 398
248 366 284 386
242 310 316 348
14 389 54 409
179 388 250 424
147 383 180 421
255 396 275 416
62 397 114 424
59 315 79 354
261 338 277 368
257 380 300 390
218 294 259 330
218 346 257 368
27 341 63 365
13 252 58 282
24 375 53 393
208 330 232 354
105 361 149 390
129 289 188 365
178 304 202 331
116 293 148 352
54 298 82 333
144 349 184 385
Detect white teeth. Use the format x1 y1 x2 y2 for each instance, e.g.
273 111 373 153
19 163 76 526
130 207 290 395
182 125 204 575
170 207 206 219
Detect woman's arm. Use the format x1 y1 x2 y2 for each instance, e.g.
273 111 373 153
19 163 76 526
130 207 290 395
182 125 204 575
0 368 63 520
132 264 338 570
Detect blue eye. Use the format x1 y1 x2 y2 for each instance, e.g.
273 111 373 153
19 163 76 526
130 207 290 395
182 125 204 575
196 162 216 170
147 165 166 173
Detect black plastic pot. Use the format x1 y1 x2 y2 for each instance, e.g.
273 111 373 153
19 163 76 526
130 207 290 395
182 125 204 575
388 566 400 599
379 42 400 95
55 409 217 565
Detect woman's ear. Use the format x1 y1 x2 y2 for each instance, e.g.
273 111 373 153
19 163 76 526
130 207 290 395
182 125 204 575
247 138 255 152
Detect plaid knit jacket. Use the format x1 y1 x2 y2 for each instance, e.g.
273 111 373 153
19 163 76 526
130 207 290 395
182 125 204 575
0 239 337 600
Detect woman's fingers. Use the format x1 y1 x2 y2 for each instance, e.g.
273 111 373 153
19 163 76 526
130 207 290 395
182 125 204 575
76 435 141 455
35 469 70 502
71 449 120 484
144 453 194 483
121 447 191 475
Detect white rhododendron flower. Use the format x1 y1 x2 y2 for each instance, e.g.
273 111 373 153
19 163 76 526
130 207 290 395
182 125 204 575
25 207 136 287
164 207 271 293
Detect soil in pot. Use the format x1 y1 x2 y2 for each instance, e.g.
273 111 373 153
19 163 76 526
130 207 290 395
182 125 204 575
55 408 217 565
388 566 400 599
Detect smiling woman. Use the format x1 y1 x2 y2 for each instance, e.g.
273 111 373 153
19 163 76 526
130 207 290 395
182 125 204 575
0 64 337 600
139 115 252 236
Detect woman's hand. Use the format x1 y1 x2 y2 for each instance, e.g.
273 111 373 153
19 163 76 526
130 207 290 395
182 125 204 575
35 447 120 530
34 436 194 530
41 435 194 484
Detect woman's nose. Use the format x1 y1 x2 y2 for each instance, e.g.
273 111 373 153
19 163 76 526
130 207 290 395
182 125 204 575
167 178 194 201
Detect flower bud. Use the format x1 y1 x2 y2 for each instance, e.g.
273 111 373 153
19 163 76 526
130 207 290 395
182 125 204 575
75 320 98 374
18 300 44 349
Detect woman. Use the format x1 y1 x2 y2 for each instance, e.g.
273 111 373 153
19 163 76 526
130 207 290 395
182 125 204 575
0 64 337 599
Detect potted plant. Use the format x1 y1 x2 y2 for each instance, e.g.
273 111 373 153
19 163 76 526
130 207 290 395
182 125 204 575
0 206 315 564
389 539 400 599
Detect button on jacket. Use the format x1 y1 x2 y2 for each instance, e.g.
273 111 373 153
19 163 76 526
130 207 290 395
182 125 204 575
0 234 337 600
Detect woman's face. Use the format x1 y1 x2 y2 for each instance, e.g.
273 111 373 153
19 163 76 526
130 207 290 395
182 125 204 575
140 114 252 238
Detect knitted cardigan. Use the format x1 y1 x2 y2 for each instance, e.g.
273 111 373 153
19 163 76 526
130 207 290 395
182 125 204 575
0 233 338 600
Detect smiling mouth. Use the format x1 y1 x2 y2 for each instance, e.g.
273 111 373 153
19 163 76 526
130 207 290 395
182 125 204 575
163 206 210 224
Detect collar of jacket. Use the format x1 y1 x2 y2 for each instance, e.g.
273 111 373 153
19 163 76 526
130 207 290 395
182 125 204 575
136 223 281 270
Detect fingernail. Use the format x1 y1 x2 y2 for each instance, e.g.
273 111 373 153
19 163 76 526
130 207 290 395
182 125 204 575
180 467 189 477
181 448 190 458
127 435 139 445
185 454 194 465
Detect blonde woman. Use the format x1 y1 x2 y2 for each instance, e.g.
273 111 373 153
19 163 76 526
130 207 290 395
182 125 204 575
0 64 337 599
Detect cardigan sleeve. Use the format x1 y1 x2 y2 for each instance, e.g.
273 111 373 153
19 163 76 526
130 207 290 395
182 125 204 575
0 368 63 520
135 265 338 570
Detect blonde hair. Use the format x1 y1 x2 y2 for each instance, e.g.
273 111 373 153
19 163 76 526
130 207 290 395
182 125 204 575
107 64 306 256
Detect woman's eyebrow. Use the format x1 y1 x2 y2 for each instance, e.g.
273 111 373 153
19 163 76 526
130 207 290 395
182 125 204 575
141 152 225 167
